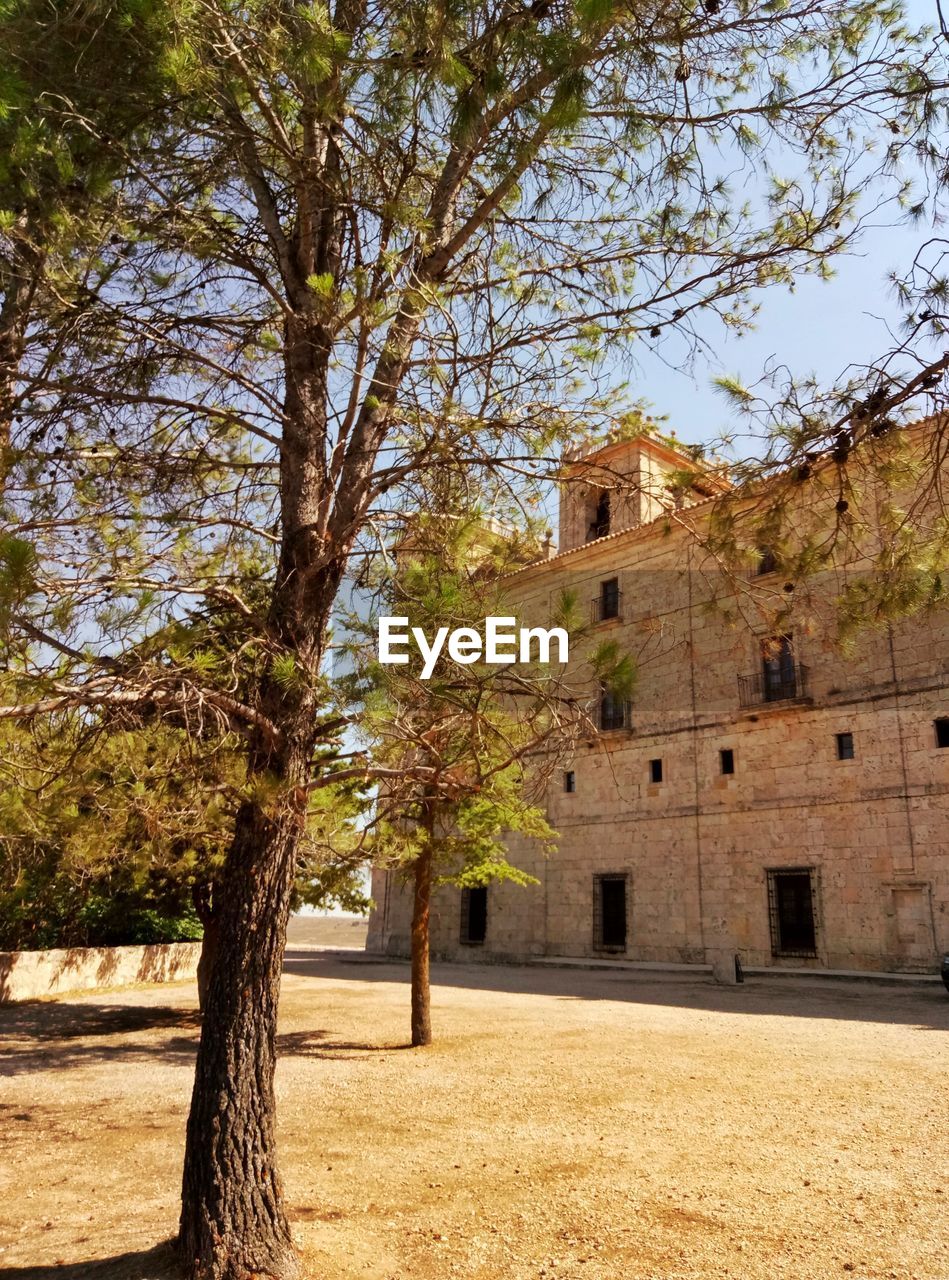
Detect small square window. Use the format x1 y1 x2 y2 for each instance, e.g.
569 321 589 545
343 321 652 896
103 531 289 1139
564 770 576 793
720 748 735 775
836 732 855 761
649 758 663 784
935 718 949 749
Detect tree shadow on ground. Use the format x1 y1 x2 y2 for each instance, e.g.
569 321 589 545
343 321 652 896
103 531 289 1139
0 996 414 1074
276 1028 414 1059
283 950 949 1032
0 1003 203 1076
0 1241 182 1279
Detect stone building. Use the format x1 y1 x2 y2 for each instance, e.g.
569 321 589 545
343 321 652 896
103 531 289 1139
366 426 949 973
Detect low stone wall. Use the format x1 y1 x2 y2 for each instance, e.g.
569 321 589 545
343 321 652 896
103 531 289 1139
0 941 202 1003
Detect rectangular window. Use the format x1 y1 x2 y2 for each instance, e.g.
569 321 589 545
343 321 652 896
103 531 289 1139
593 874 628 950
600 577 620 620
599 689 629 732
564 770 576 793
649 758 663 784
761 634 795 702
836 731 855 760
460 887 488 946
589 483 609 535
935 718 949 748
720 748 735 775
767 869 818 958
756 546 778 576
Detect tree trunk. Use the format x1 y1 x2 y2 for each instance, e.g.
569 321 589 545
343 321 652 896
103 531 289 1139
195 914 220 1015
410 845 434 1047
191 883 219 1015
177 778 306 1280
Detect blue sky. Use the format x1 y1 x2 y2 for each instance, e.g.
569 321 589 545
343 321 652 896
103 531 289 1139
623 0 943 452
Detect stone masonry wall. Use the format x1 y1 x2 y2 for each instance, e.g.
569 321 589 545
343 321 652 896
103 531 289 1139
368 435 949 974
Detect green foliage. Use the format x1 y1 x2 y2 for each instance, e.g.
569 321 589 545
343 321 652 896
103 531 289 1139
345 510 569 894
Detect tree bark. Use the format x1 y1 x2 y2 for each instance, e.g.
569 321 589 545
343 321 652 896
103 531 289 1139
195 914 220 1015
410 844 434 1048
191 883 219 1015
177 758 307 1280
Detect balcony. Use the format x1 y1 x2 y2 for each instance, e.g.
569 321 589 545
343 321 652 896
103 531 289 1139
598 695 632 732
737 663 810 709
591 589 623 624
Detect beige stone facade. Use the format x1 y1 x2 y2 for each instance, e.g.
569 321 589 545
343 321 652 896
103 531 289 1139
367 430 949 974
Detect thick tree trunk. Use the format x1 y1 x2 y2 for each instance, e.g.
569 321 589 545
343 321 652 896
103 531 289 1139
410 846 434 1048
174 271 356 1274
178 776 306 1280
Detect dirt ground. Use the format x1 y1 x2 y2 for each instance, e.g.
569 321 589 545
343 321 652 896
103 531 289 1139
0 955 947 1280
286 915 369 950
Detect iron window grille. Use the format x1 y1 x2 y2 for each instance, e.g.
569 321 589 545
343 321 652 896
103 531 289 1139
564 770 576 793
591 578 622 623
460 886 488 946
836 732 855 760
766 868 818 958
593 873 628 950
599 691 632 732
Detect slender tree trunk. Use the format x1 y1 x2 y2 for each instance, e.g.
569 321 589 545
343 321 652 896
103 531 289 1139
178 743 309 1280
195 914 220 1015
191 883 219 1015
410 844 434 1047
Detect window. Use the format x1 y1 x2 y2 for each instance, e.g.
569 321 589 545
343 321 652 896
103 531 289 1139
720 748 735 775
599 688 629 732
738 635 808 708
460 887 488 945
756 546 778 576
564 770 576 793
588 490 611 541
761 634 796 702
600 577 620 620
836 732 855 760
935 718 949 748
767 869 818 958
649 758 663 784
593 874 627 950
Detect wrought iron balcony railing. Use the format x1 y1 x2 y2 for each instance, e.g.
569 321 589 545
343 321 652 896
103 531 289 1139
598 696 633 732
591 590 623 624
737 663 810 708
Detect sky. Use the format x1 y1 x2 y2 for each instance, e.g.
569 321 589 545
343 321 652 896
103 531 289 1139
619 0 945 454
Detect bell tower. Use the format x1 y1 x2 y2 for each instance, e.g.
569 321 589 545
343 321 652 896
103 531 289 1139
557 431 729 553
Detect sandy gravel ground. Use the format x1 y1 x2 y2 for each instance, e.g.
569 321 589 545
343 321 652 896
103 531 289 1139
0 955 947 1280
286 915 369 950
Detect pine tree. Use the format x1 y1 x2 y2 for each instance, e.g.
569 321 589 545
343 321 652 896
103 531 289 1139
1 1 947 1274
